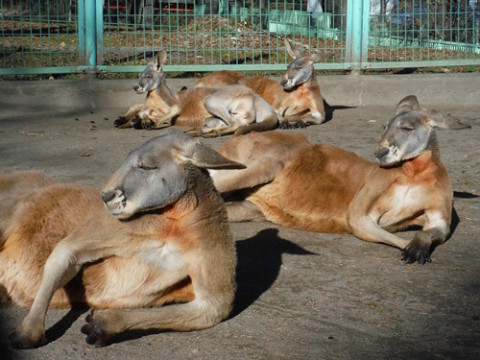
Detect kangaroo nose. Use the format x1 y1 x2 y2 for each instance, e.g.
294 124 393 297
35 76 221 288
374 145 389 160
133 85 144 94
101 189 116 203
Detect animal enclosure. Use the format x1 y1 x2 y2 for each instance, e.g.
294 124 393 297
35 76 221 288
0 0 479 76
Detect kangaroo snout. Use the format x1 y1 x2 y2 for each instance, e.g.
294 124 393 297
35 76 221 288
101 189 117 203
134 85 145 94
374 145 390 161
101 188 127 217
280 77 295 90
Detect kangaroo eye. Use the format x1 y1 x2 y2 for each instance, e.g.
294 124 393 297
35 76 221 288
399 124 415 131
138 162 157 170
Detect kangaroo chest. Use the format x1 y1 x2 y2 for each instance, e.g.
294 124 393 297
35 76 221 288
280 84 314 107
140 91 177 118
374 178 434 229
137 240 186 271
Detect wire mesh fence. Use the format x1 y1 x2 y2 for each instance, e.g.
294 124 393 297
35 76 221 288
0 0 479 76
98 0 349 70
1 0 79 69
369 0 480 67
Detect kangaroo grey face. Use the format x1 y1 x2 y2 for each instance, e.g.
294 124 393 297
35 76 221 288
101 130 245 220
280 56 313 90
134 63 163 94
374 111 432 166
101 131 192 219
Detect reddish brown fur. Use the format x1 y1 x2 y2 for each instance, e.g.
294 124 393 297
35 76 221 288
2 180 233 306
193 39 326 126
118 86 214 129
195 70 245 88
212 129 452 263
194 72 325 125
2 134 240 347
250 144 374 232
242 76 324 124
174 87 214 127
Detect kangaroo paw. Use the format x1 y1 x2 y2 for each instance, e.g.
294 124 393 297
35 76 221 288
82 310 123 347
401 236 432 265
113 116 129 128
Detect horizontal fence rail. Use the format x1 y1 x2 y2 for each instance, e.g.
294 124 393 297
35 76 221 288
0 0 479 76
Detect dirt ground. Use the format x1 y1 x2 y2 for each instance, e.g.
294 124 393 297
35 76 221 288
0 78 479 360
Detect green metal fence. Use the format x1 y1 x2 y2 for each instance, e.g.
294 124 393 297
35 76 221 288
1 0 479 76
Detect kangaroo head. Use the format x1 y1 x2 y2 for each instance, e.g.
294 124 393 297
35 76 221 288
280 38 321 91
101 129 245 220
133 50 168 94
374 109 437 167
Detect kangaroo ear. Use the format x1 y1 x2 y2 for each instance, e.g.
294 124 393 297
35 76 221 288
285 38 301 59
155 50 168 71
177 143 246 170
304 53 322 65
423 109 471 130
191 144 246 169
395 95 420 115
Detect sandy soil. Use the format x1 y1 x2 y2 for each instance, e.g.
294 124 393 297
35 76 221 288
0 84 479 360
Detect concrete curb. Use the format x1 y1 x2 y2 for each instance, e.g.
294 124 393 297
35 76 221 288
1 73 479 113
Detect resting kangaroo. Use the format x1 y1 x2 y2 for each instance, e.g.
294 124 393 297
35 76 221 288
195 38 326 128
1 130 245 348
114 50 277 136
210 95 460 264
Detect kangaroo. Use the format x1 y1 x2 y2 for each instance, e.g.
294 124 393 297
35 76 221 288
2 130 245 348
194 38 326 128
195 84 278 137
114 51 278 136
194 70 245 88
210 95 460 264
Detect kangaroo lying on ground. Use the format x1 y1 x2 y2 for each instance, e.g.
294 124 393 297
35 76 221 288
194 70 245 88
210 95 464 264
195 38 326 128
114 50 278 137
1 130 245 348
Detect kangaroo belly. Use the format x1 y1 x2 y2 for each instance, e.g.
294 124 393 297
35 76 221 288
250 190 351 233
247 146 372 233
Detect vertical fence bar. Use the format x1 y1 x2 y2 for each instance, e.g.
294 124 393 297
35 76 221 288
345 0 360 72
346 0 370 73
77 0 86 65
361 0 371 68
84 0 97 73
96 0 104 67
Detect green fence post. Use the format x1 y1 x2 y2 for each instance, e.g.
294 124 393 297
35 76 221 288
84 0 97 74
346 0 370 74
